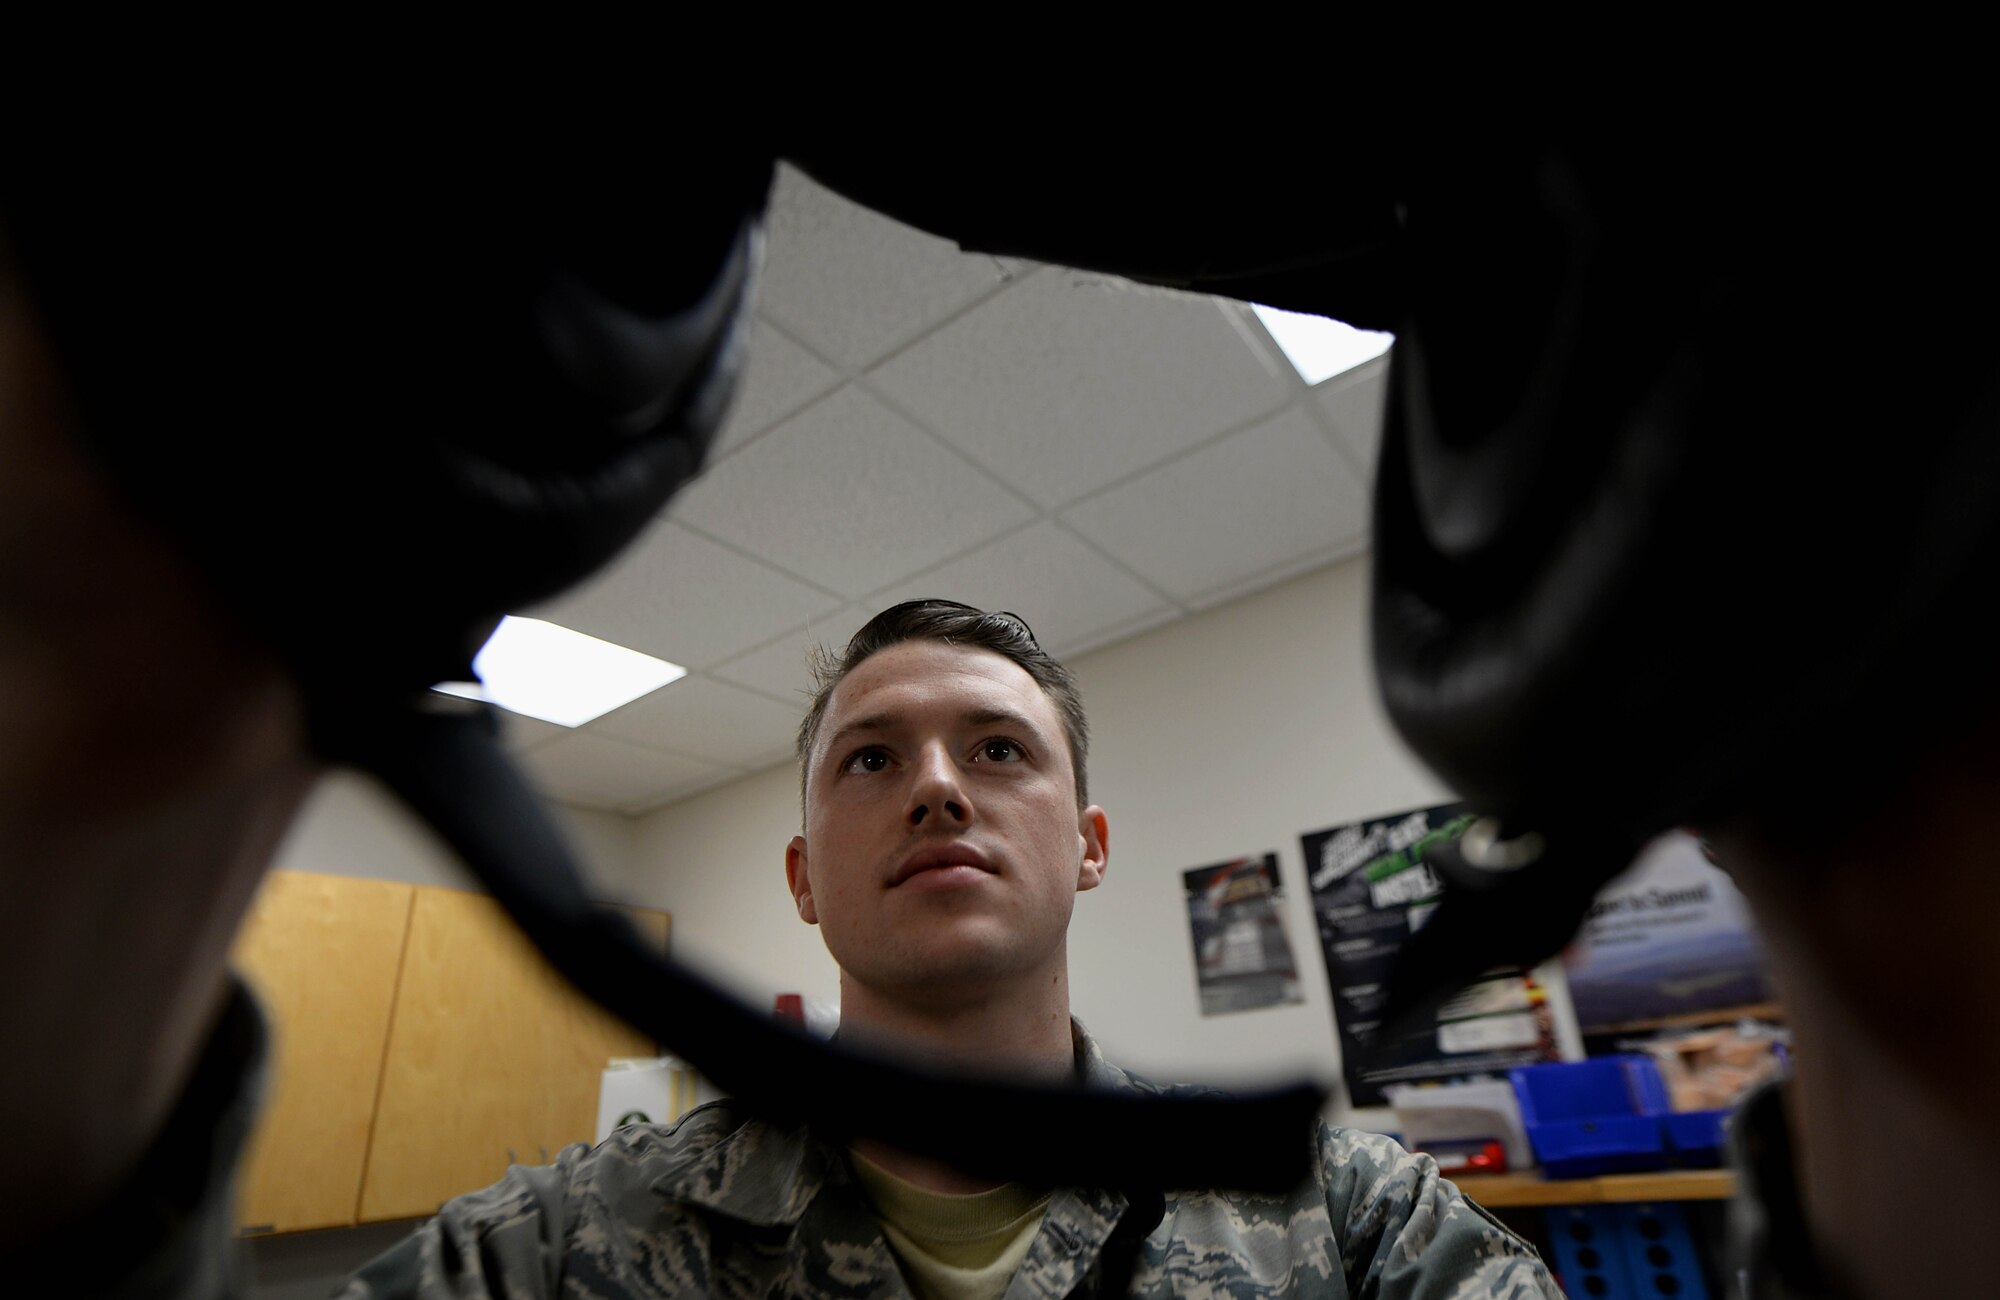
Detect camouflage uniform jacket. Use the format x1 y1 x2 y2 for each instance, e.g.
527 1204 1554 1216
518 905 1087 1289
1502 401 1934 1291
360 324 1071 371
343 1025 1560 1299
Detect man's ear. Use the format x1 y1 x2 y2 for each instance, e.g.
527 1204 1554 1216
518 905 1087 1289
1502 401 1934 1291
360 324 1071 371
1076 805 1109 893
785 835 819 925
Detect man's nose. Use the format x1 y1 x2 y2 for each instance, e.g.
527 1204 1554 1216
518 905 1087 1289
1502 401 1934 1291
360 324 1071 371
905 742 970 827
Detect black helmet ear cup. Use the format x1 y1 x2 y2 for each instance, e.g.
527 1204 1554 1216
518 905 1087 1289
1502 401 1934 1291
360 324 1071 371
1374 145 1757 847
6 148 772 699
1372 140 2000 1011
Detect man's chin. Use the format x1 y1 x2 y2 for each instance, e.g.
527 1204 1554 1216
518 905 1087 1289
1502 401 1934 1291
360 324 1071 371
842 941 1055 1007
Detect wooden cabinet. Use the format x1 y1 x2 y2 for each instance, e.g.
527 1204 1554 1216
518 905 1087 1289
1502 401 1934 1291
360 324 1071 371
358 889 668 1221
228 869 670 1233
231 871 413 1234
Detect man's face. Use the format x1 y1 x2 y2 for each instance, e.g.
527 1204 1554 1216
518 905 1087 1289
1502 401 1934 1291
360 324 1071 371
786 640 1108 1005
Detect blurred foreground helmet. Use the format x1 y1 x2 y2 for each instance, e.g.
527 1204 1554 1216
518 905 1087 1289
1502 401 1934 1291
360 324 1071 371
1365 131 2000 1021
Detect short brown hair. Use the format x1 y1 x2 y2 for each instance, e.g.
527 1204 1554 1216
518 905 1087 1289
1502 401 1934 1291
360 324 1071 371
796 599 1090 813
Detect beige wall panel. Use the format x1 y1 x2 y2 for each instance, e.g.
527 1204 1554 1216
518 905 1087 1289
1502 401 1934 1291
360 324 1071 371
359 888 669 1222
230 870 414 1234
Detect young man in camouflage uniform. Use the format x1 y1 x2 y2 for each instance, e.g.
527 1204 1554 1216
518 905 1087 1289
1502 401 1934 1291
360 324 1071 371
343 600 1560 1299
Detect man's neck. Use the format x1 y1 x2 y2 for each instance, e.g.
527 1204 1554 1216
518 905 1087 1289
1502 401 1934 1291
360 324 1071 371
836 972 1078 1192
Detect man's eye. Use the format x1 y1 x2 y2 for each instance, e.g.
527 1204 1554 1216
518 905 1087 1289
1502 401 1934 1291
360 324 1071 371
841 748 891 775
975 739 1024 763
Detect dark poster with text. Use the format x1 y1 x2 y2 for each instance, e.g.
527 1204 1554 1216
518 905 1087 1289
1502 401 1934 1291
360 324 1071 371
1305 803 1561 1107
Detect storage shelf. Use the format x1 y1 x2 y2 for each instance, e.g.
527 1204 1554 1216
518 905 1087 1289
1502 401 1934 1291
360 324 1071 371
1456 1169 1736 1208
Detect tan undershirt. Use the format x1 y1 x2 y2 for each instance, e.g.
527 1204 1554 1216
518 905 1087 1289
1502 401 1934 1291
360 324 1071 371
847 1148 1052 1300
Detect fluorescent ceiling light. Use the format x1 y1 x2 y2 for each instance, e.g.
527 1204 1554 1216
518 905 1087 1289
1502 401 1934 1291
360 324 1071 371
433 616 685 727
1250 303 1394 386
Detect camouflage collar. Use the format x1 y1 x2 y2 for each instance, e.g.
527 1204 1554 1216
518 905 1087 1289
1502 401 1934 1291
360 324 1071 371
646 1018 1150 1227
643 1106 834 1227
1072 1016 1133 1091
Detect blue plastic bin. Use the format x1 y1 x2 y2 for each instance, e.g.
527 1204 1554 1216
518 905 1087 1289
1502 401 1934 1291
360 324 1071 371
1508 1057 1671 1179
1663 1108 1730 1168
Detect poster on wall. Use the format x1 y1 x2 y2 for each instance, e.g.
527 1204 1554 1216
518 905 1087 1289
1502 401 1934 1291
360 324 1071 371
1304 803 1563 1107
1183 853 1305 1016
1562 830 1775 1038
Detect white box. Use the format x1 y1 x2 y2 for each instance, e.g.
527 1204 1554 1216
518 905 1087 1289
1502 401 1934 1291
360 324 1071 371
596 1058 703 1144
1384 1079 1535 1171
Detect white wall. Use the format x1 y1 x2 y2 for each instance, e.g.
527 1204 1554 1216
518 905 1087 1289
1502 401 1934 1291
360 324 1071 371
617 762 836 1006
617 555 1534 1125
268 769 640 898
1065 557 1450 1100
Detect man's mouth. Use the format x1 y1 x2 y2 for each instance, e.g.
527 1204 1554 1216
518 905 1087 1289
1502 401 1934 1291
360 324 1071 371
890 843 995 887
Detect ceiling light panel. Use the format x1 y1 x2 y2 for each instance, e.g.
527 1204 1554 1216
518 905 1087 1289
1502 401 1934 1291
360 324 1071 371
1250 303 1394 386
434 616 686 728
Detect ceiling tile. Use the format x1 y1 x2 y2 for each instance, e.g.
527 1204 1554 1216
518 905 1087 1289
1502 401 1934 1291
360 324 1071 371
1181 537 1370 614
708 606 874 706
1060 405 1370 604
513 731 739 815
625 770 745 815
1312 354 1391 482
1213 297 1298 387
866 521 1172 658
1061 604 1184 659
710 316 844 462
491 708 569 755
757 164 1016 372
667 384 1036 599
867 270 1293 508
524 520 841 671
589 674 803 771
500 168 1398 817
